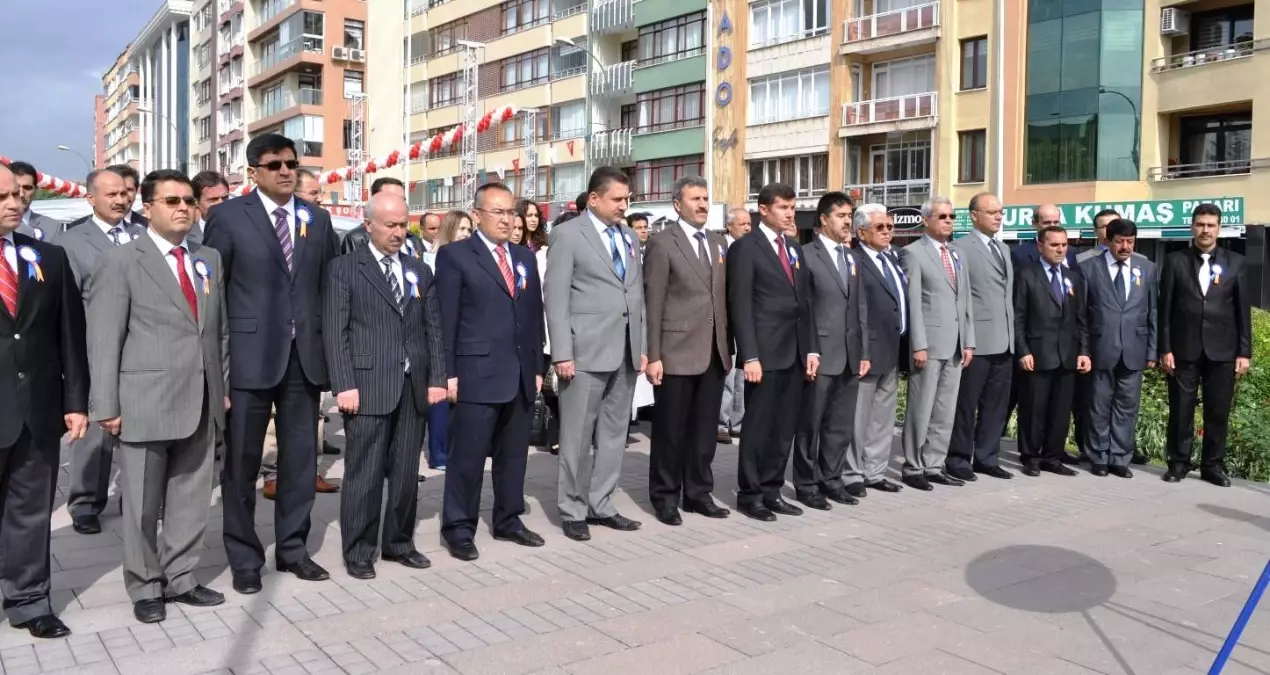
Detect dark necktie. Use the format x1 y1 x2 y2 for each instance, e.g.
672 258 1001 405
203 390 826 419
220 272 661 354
108 226 126 247
1113 261 1126 306
170 246 199 322
382 257 403 310
836 245 851 293
990 240 1006 270
775 236 794 284
605 226 626 281
693 231 711 280
1049 266 1064 304
273 207 294 271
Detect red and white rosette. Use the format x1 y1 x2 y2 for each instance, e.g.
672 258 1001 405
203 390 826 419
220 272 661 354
0 156 88 198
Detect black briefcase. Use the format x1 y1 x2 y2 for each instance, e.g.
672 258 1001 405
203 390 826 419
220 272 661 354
528 393 557 450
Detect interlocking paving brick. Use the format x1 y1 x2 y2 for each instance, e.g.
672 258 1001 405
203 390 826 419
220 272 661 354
563 633 744 675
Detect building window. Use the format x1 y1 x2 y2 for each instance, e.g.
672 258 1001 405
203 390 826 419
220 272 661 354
505 169 551 201
344 19 365 50
343 71 364 98
637 12 706 66
502 0 551 34
749 0 829 48
1178 112 1252 174
746 154 828 199
960 37 988 90
430 73 460 107
620 40 638 62
301 11 324 39
748 67 829 125
550 100 586 139
419 127 461 158
427 180 459 209
631 156 706 202
632 83 705 133
430 19 467 57
1189 5 1254 52
553 163 585 197
343 120 354 149
499 112 549 147
958 130 986 183
871 55 934 98
500 48 550 92
551 39 587 78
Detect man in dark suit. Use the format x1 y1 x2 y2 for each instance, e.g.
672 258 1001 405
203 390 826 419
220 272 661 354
191 170 231 245
1079 218 1156 478
1158 203 1251 487
793 192 869 510
108 164 150 229
1013 226 1090 477
437 183 546 561
10 161 65 240
203 133 339 593
0 163 90 638
643 177 732 526
726 183 819 521
324 192 447 579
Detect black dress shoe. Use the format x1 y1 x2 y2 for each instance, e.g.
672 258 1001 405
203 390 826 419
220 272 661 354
1091 464 1109 477
1022 461 1042 477
928 473 964 487
383 550 434 568
655 508 683 526
447 539 480 561
1162 464 1188 482
167 585 225 607
562 520 591 541
232 573 262 595
493 529 546 547
902 475 933 491
867 479 903 493
133 599 166 624
946 466 977 482
737 502 776 522
824 489 859 506
277 557 330 582
345 561 376 580
1130 452 1148 465
16 615 71 639
795 492 831 511
973 463 1013 479
844 483 868 498
1042 462 1078 477
1109 466 1133 479
683 499 730 518
763 497 803 516
1201 468 1231 487
586 514 641 531
71 514 102 535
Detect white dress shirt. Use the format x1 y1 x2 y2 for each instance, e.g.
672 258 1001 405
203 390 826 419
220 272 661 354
1 233 18 276
367 244 405 292
93 215 130 243
757 223 786 258
818 233 847 273
586 210 627 267
145 228 197 285
863 244 906 334
679 220 710 262
970 228 1005 265
1104 250 1130 301
257 191 297 242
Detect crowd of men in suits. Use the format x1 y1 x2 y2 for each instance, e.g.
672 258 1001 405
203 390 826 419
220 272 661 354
0 135 1250 638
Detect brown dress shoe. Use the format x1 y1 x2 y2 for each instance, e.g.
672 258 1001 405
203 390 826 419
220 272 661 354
262 479 277 501
316 475 340 493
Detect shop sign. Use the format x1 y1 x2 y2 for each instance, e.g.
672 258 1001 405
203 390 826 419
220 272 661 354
954 197 1245 231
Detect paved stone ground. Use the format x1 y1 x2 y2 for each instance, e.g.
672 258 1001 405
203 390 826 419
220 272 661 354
19 418 1270 675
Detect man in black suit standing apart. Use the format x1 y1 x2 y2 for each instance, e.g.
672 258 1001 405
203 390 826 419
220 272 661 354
0 163 89 638
1013 226 1090 477
324 192 448 579
1158 203 1251 487
436 182 546 561
727 183 819 521
204 133 339 593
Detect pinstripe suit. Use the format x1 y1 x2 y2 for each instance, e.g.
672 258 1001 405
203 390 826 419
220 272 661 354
85 231 228 602
324 245 445 563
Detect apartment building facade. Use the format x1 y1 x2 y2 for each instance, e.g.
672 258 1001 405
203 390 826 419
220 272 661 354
101 48 141 173
130 1 194 176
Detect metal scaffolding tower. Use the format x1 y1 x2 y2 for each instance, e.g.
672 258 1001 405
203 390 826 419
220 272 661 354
522 108 539 201
345 92 366 204
458 41 483 209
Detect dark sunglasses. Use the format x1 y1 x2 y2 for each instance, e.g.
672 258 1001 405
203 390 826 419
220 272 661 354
151 196 198 207
872 223 895 231
253 160 300 171
934 214 955 221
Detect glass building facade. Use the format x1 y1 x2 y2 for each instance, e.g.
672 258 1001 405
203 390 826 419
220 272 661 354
1024 0 1144 184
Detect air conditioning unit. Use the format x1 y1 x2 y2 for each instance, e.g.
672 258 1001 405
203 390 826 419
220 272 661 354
348 49 366 63
1160 7 1189 36
331 46 350 60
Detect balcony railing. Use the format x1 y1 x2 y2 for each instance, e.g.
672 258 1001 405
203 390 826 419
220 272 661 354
591 0 634 34
553 1 586 20
844 179 931 208
844 2 939 43
841 92 937 127
407 0 428 16
251 36 323 76
1148 157 1270 181
589 129 633 162
255 0 297 27
1151 38 1268 73
591 60 636 97
253 88 322 120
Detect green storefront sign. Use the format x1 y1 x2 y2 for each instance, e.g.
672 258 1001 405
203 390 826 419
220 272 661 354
954 197 1246 235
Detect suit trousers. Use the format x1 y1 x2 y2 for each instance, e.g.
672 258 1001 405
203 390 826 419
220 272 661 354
222 344 320 573
441 390 532 543
793 370 859 493
1087 365 1144 468
718 359 745 434
119 402 215 602
949 352 1013 471
1018 368 1076 464
0 428 59 624
67 423 118 517
848 366 899 485
341 376 427 563
556 354 637 522
902 357 963 476
737 365 802 505
426 402 450 468
1166 357 1236 469
649 354 726 511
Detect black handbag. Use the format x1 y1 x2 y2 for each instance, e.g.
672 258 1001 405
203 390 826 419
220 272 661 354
529 393 554 448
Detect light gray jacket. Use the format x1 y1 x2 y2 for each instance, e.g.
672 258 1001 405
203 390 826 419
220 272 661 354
899 235 975 361
951 231 1014 356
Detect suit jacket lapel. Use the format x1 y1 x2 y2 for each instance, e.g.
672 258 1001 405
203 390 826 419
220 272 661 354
137 234 199 328
401 255 426 310
671 225 710 290
812 240 849 298
469 236 514 297
358 246 402 313
859 248 897 305
11 234 36 320
578 213 623 282
190 242 209 332
246 191 291 277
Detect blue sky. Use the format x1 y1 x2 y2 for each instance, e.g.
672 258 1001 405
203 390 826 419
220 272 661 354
0 1 158 184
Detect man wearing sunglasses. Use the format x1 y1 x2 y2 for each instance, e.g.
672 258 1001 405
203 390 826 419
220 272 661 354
204 133 339 595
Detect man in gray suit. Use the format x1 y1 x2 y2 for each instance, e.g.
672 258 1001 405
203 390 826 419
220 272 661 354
544 166 646 541
1079 218 1156 478
86 170 229 624
717 207 750 444
55 167 144 534
9 161 64 240
793 192 870 509
899 196 974 490
948 193 1015 481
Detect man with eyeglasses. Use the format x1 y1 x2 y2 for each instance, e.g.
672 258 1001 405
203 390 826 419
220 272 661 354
1010 204 1078 269
86 169 230 623
55 168 145 536
191 170 230 245
204 133 340 595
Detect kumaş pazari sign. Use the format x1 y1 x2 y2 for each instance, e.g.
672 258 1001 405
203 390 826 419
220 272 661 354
954 197 1245 231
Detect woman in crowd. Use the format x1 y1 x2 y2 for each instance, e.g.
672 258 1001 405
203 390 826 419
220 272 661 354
510 214 526 246
517 199 548 252
436 209 473 248
422 209 473 473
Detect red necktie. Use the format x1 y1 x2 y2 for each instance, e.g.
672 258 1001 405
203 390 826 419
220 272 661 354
495 245 516 296
940 244 957 290
0 240 19 317
775 236 794 284
170 246 199 322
